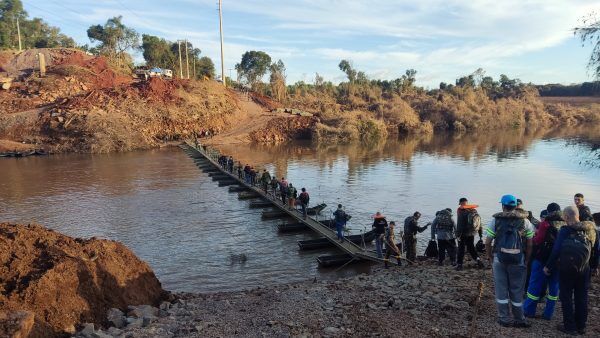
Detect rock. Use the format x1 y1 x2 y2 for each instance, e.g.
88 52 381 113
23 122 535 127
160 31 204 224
80 323 95 336
367 303 377 310
0 311 35 338
106 308 125 328
142 315 157 327
107 327 123 336
324 326 340 335
159 301 171 311
57 116 65 123
91 331 112 338
127 305 159 318
125 317 143 329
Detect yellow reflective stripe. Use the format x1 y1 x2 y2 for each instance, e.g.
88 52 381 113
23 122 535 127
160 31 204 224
486 228 496 237
526 230 534 238
547 295 558 301
526 292 539 301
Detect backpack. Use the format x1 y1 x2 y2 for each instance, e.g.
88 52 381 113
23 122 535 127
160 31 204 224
466 209 481 233
435 211 453 231
559 230 591 274
494 216 526 265
334 209 347 223
425 240 438 258
299 192 309 204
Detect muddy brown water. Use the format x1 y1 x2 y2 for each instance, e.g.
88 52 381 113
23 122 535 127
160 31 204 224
1 129 599 292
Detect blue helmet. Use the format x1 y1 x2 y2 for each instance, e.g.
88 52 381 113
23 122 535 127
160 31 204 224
500 194 518 207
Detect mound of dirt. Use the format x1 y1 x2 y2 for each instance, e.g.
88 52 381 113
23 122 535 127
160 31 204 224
0 223 168 337
250 116 316 143
136 77 182 102
249 91 282 110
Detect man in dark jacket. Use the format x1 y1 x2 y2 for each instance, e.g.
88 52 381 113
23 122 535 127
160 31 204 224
372 212 388 258
574 193 594 222
431 208 457 266
544 206 599 335
456 197 484 270
403 212 429 264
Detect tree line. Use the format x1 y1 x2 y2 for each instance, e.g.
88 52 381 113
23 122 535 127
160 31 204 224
0 0 215 79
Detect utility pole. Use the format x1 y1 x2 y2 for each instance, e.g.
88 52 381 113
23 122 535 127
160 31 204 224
177 40 183 78
184 39 190 79
218 0 226 87
16 17 22 51
192 53 196 80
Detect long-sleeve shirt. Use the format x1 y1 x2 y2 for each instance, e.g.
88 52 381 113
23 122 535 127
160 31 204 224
404 216 428 238
578 205 593 222
431 214 456 241
372 217 388 235
545 224 600 272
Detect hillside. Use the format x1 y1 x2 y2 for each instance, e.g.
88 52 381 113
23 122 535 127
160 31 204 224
0 48 301 153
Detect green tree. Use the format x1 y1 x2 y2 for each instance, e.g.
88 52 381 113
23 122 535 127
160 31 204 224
196 56 215 79
141 34 176 69
87 16 139 66
236 50 272 90
338 59 357 83
0 0 74 49
575 14 600 78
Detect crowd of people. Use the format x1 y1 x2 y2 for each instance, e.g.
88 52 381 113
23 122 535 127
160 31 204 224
372 193 598 335
216 154 311 219
208 147 600 335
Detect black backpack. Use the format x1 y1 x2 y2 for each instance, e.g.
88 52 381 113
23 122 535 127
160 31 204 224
494 217 526 265
435 211 453 231
559 230 591 274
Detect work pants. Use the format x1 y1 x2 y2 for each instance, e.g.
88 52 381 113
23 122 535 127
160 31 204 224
385 244 402 267
457 235 479 265
375 234 384 258
437 239 457 264
403 235 417 263
492 255 527 325
559 267 590 332
335 222 345 240
523 259 558 319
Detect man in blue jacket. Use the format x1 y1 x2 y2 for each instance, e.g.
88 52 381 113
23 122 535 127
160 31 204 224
544 206 599 335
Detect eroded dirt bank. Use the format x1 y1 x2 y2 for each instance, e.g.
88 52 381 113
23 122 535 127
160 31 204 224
0 223 168 337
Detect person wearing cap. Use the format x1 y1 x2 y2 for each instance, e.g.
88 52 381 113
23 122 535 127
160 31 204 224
431 208 457 266
456 197 484 271
574 193 594 222
523 203 565 320
372 212 388 258
485 194 534 328
403 211 429 264
333 204 348 242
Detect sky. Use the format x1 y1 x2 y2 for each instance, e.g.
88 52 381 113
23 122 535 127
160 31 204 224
22 0 600 88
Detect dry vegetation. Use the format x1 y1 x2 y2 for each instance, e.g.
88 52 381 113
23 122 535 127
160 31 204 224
283 76 600 144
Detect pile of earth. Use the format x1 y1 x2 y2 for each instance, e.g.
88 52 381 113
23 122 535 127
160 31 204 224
0 223 168 337
249 116 316 143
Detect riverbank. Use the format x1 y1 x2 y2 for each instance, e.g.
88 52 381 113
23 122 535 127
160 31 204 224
81 260 600 337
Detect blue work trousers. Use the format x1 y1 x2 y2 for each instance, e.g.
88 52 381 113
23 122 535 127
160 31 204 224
523 259 559 319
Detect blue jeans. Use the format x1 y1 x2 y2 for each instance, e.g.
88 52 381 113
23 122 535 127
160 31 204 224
335 222 345 240
375 235 384 258
300 203 307 218
523 259 559 319
559 267 590 332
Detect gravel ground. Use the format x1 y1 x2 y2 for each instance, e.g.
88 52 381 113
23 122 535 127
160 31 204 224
80 259 600 338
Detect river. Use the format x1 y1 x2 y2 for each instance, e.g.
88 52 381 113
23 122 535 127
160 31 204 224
1 128 599 292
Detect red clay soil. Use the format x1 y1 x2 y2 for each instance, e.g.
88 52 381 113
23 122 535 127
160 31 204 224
0 223 168 337
249 91 283 110
136 77 182 102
